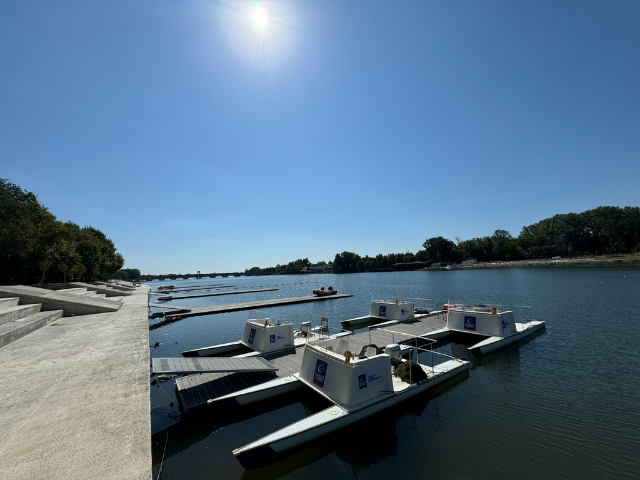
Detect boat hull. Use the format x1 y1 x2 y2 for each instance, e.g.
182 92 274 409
312 290 338 296
181 341 249 357
210 376 302 412
468 321 546 358
234 360 469 468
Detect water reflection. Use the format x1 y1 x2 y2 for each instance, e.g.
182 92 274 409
152 389 331 468
239 370 469 480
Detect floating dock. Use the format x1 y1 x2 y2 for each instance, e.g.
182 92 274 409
350 313 449 347
174 313 444 412
176 347 305 411
152 356 277 375
153 284 234 294
162 294 353 320
157 287 278 301
149 303 191 311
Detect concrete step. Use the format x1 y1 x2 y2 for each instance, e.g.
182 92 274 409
58 287 88 295
0 297 20 309
67 282 131 297
0 310 63 349
94 293 107 298
77 290 98 296
0 304 42 326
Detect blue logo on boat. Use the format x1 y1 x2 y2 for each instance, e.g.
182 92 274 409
270 334 276 343
313 359 328 388
401 309 405 315
379 306 386 317
464 316 476 331
248 328 256 344
358 374 367 389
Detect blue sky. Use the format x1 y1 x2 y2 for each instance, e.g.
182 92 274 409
1 1 639 274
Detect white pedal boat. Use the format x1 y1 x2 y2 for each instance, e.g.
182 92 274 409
340 299 416 328
181 318 337 357
231 335 469 468
426 305 546 358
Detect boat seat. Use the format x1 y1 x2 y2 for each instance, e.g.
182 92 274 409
337 339 349 355
366 346 377 358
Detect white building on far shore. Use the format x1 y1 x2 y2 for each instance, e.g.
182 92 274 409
300 264 334 273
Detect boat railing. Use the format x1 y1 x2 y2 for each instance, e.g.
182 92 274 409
364 326 466 384
441 301 534 327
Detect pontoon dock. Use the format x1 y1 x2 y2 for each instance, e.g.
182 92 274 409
151 356 278 375
156 287 278 301
176 347 305 411
174 313 448 412
160 294 353 319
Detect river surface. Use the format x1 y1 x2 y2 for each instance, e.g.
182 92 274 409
149 268 640 479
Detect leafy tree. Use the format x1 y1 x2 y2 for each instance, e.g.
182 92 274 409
422 237 457 263
0 180 125 284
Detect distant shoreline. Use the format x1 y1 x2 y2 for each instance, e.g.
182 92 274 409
141 253 640 280
446 253 640 270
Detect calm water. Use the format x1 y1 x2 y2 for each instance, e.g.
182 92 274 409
149 268 640 479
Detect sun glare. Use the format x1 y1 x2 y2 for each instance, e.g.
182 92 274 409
252 6 268 31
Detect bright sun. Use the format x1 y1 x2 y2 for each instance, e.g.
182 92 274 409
251 6 268 30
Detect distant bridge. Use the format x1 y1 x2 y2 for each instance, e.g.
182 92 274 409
155 272 247 281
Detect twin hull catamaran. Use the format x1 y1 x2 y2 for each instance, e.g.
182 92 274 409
231 334 469 468
340 299 416 328
181 318 340 357
425 305 546 358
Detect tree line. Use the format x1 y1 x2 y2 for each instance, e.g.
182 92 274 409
114 268 141 281
245 258 325 276
0 179 125 285
245 206 640 274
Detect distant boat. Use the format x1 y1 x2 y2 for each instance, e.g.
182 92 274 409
312 286 337 296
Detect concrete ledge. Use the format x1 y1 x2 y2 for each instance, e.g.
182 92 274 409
101 282 136 292
0 310 62 348
69 282 132 297
0 304 42 325
0 286 151 480
0 285 122 317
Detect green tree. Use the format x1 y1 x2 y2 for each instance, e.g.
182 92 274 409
422 237 456 263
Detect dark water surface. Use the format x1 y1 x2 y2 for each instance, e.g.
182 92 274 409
149 268 640 479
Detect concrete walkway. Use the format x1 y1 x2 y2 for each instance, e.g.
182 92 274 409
0 286 151 480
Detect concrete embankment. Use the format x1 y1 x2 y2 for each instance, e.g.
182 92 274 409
0 286 151 480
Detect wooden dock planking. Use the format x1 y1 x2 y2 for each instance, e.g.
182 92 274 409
175 346 305 411
157 288 279 301
163 294 353 320
152 356 277 375
339 313 447 352
149 303 191 311
152 284 233 294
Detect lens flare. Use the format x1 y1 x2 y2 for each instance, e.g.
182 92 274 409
252 6 268 30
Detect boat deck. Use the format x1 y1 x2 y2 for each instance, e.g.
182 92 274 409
343 313 447 352
176 347 305 412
